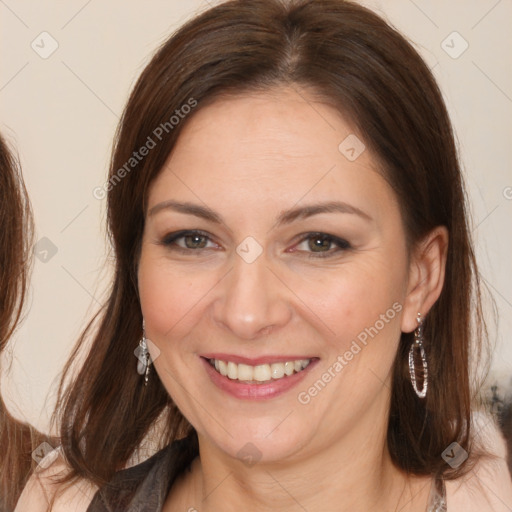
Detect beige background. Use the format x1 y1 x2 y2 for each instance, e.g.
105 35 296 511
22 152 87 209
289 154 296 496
1 0 511 433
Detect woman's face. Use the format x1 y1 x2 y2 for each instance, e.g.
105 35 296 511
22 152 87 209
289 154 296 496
138 87 417 464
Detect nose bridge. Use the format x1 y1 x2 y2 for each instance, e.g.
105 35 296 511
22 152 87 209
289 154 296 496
213 252 291 339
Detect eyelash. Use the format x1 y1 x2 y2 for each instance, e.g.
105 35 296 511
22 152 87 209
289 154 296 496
293 232 351 258
159 230 351 259
159 230 218 255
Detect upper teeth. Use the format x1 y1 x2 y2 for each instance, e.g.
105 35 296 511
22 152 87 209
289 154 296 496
210 358 311 383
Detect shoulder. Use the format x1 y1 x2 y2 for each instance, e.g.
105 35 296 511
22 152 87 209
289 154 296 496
88 438 194 511
15 434 197 512
446 411 512 511
15 447 98 512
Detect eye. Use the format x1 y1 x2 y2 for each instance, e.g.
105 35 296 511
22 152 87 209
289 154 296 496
160 230 219 252
293 232 351 258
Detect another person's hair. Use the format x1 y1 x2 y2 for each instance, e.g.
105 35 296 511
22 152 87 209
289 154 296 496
55 0 490 489
0 133 40 511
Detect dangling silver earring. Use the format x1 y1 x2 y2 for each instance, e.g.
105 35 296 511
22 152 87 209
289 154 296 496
408 312 428 399
136 320 151 386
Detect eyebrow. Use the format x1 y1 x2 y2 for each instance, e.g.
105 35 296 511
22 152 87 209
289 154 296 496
274 201 373 226
148 200 373 225
148 200 223 222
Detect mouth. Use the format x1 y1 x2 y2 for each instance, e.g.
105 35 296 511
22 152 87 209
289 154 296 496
206 357 313 384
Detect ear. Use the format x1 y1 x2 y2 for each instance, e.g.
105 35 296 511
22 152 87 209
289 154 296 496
401 226 449 333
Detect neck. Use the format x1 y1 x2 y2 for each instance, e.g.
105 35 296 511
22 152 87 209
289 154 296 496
168 390 432 512
194 445 427 511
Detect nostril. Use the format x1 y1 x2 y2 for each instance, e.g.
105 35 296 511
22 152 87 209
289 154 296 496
259 325 274 336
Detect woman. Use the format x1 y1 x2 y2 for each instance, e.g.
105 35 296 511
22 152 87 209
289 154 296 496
0 133 42 511
17 0 512 510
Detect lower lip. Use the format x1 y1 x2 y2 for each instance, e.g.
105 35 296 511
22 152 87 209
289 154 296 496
201 357 318 400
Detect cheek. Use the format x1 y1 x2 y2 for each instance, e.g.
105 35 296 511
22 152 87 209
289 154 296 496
137 249 220 343
292 261 407 429
287 255 408 348
138 259 186 334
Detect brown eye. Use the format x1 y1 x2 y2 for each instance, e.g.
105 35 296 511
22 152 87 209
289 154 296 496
161 230 217 251
183 234 208 249
308 234 333 252
294 232 351 258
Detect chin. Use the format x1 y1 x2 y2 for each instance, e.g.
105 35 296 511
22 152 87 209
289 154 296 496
198 417 313 466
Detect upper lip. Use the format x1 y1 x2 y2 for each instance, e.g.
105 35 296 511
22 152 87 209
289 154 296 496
201 353 318 365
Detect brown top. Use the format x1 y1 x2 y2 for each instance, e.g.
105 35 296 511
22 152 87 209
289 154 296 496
86 433 446 511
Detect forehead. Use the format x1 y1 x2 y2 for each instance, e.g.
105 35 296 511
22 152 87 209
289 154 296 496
171 88 351 167
148 88 398 222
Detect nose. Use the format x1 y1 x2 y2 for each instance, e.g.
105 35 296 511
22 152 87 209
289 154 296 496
212 254 292 340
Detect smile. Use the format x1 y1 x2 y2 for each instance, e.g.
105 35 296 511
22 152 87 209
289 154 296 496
207 357 312 384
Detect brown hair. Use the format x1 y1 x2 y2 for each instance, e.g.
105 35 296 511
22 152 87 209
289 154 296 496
55 0 490 491
0 133 41 511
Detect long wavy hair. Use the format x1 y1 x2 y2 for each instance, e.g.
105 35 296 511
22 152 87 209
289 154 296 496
0 133 43 511
54 0 490 492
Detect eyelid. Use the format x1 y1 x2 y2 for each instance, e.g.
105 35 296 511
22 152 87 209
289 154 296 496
293 231 350 246
159 229 220 250
158 229 350 258
292 232 351 258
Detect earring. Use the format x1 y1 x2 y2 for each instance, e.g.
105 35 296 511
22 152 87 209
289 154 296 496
408 312 428 399
136 320 151 386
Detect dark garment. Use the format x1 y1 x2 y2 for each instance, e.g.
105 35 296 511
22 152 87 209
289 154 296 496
87 433 446 511
86 433 198 512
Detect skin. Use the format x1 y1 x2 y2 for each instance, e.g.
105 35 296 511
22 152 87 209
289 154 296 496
137 86 448 512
